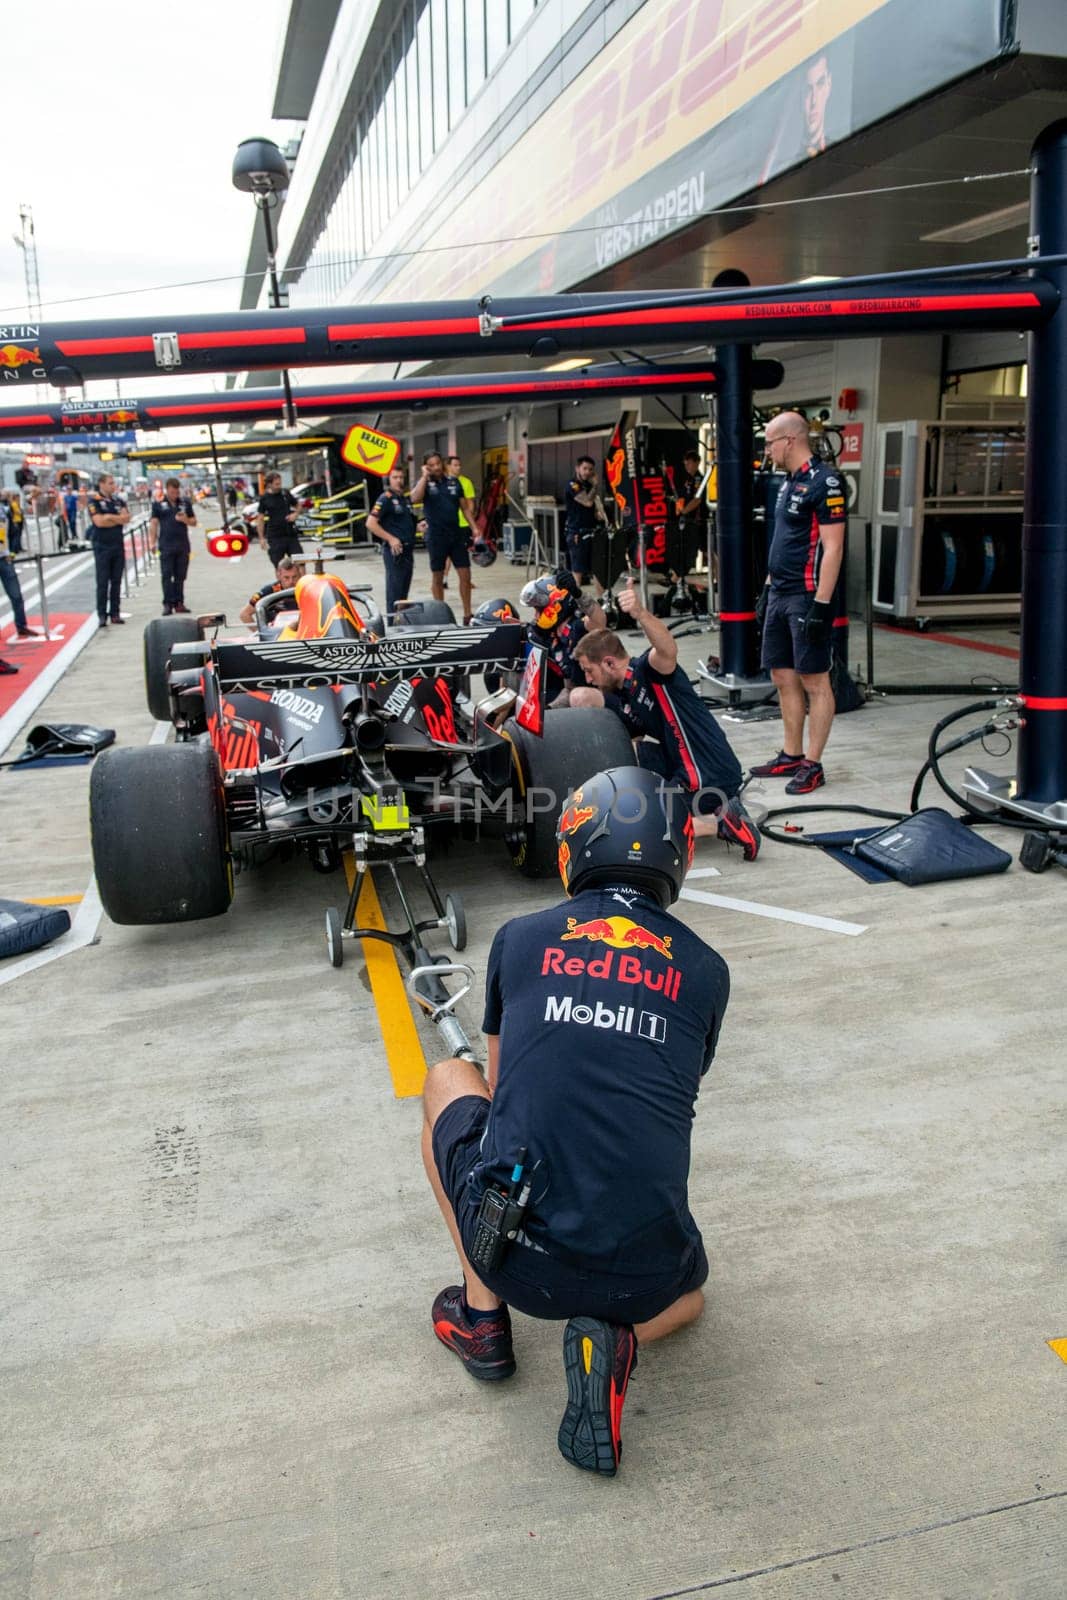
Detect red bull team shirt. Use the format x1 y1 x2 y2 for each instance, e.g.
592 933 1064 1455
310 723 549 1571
478 888 729 1271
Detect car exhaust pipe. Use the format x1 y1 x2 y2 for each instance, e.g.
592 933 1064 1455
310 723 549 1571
352 713 387 752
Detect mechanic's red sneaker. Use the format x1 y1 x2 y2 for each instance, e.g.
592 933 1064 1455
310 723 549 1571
0 657 19 676
749 749 805 778
717 795 760 861
785 759 825 796
16 627 41 638
558 1318 638 1476
432 1285 516 1381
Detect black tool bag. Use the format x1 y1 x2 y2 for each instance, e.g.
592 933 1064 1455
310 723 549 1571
853 807 1012 886
1 723 115 767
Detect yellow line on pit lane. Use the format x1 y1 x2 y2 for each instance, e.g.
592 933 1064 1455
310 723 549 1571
343 854 427 1099
25 895 84 906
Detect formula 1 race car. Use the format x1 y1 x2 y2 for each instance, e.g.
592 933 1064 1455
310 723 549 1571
90 572 633 926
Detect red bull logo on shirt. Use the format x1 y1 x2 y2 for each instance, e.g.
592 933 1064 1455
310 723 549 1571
545 914 681 1000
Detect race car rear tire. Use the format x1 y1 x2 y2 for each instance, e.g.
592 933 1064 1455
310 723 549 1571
503 707 635 878
144 616 202 723
91 744 233 924
390 600 456 628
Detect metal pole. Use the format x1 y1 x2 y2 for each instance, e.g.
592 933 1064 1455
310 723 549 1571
259 197 297 430
864 521 875 690
35 549 50 640
1018 119 1067 803
713 338 759 678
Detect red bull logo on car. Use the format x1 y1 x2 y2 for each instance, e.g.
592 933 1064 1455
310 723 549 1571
544 914 681 1000
0 343 41 368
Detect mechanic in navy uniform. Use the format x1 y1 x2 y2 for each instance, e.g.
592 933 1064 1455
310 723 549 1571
675 447 709 569
562 455 607 588
570 578 760 859
749 410 847 796
367 466 417 618
238 554 300 625
408 451 477 622
87 473 131 627
255 472 303 565
422 766 729 1476
149 476 197 616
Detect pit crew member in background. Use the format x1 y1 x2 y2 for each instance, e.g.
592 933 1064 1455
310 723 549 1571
0 509 38 640
88 473 130 628
409 451 477 623
150 477 197 616
562 455 607 589
256 472 303 565
367 466 417 618
423 766 729 1476
239 555 300 625
750 410 846 796
571 578 759 859
520 570 605 707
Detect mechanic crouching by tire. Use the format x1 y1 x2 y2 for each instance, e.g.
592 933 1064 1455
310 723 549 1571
570 577 760 859
422 767 729 1476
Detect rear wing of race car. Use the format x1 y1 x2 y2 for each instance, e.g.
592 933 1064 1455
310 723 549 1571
211 621 526 686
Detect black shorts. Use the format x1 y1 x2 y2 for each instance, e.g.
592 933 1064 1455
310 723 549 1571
760 589 831 676
432 1094 708 1325
267 534 304 563
426 528 470 572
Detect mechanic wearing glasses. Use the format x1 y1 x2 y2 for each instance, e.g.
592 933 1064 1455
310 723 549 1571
750 410 847 796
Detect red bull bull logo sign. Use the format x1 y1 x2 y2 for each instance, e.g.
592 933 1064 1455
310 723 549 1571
543 914 681 1001
0 330 44 380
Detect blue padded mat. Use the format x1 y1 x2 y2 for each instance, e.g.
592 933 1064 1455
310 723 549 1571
805 827 894 884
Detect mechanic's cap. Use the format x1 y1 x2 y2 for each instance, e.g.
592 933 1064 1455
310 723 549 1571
472 597 520 625
556 765 694 909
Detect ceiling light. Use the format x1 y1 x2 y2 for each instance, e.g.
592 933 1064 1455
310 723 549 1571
922 202 1030 245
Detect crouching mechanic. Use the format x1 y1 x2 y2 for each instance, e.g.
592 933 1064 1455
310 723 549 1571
423 767 730 1475
570 577 760 858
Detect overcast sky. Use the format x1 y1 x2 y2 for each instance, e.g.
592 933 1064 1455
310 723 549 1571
0 0 294 399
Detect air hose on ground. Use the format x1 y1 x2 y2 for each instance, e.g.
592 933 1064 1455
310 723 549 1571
754 696 1051 849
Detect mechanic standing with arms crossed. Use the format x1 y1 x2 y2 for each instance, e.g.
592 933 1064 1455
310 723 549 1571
408 451 478 623
750 410 847 795
423 766 729 1475
150 477 197 616
366 466 417 617
87 473 130 628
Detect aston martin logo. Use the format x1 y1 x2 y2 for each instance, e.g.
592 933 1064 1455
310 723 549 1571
243 626 490 670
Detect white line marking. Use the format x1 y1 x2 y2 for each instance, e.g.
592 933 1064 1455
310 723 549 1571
149 720 171 745
679 884 868 937
0 877 103 988
686 867 722 880
0 613 100 759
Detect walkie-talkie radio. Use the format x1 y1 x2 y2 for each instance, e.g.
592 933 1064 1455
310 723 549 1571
467 1148 533 1274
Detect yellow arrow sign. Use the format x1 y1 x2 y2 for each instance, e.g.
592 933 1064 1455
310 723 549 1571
341 423 401 475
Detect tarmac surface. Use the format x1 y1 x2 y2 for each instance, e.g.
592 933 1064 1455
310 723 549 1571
1 517 1064 1599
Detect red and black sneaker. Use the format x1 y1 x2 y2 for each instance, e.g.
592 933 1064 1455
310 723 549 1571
785 759 825 796
717 795 761 861
748 749 805 779
431 1285 516 1381
558 1317 638 1476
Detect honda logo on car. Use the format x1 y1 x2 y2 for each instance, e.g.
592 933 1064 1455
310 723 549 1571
269 688 324 724
544 994 667 1043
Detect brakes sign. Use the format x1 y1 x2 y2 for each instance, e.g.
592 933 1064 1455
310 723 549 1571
341 423 400 474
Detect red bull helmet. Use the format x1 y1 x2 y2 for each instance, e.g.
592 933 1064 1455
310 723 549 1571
472 597 519 625
556 765 694 908
520 576 575 632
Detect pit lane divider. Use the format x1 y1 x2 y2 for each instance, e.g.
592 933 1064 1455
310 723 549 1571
342 853 428 1098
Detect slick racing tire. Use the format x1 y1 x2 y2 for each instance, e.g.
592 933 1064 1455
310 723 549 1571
503 707 634 878
91 743 233 924
144 615 202 723
390 600 457 628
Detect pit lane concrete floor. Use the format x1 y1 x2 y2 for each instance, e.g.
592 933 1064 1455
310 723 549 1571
2 539 1064 1600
